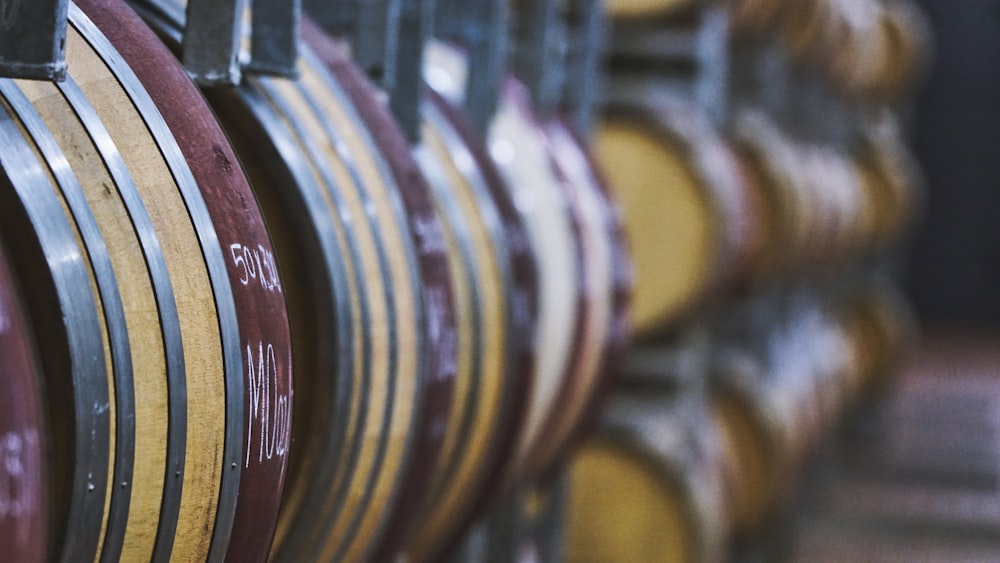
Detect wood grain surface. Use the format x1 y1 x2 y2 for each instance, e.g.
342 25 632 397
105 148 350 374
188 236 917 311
71 2 295 559
66 20 225 563
0 84 113 563
2 5 265 559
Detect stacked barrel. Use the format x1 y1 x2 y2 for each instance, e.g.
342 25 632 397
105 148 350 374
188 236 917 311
0 0 632 561
565 0 928 560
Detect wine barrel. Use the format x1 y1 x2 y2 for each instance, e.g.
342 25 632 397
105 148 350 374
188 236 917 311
731 110 837 274
839 280 917 397
526 118 632 479
799 145 869 265
301 24 487 563
0 234 48 562
595 95 763 333
852 115 923 251
72 2 294 560
425 37 584 490
566 393 728 563
128 2 457 561
0 1 294 559
391 88 539 562
710 292 862 535
876 0 931 99
484 76 590 487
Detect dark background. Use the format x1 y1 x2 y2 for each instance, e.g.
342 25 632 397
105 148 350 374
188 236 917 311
905 1 1000 327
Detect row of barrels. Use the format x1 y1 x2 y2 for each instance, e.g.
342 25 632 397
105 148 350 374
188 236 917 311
595 92 921 336
0 0 630 561
731 0 930 100
605 0 930 102
565 280 917 562
555 0 928 560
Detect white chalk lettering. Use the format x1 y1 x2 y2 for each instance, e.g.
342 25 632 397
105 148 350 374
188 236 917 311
229 243 282 294
245 341 291 467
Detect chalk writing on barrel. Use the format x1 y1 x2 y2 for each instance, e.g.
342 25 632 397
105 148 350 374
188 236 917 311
0 429 38 520
245 341 291 468
229 242 282 294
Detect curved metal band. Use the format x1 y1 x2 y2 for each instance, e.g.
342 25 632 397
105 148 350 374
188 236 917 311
0 94 110 563
253 75 389 561
0 80 137 563
230 80 367 561
53 54 188 563
68 7 246 560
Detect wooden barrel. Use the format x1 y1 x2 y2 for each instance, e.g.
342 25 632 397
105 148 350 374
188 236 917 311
710 349 787 535
852 115 923 251
395 87 539 562
1 1 294 559
731 110 841 274
526 118 632 479
417 38 633 555
74 2 295 560
357 38 538 559
710 292 862 535
566 393 728 563
0 235 48 562
128 2 457 561
300 22 464 563
801 145 870 265
839 280 917 397
484 77 590 488
595 96 763 333
875 0 931 99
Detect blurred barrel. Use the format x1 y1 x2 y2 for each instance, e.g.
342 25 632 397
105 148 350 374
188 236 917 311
0 1 296 560
526 118 632 478
0 236 48 562
417 38 632 557
566 389 728 563
595 96 763 333
739 0 931 100
709 291 871 535
730 110 896 273
838 279 917 397
486 77 588 486
399 87 538 562
852 114 923 251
